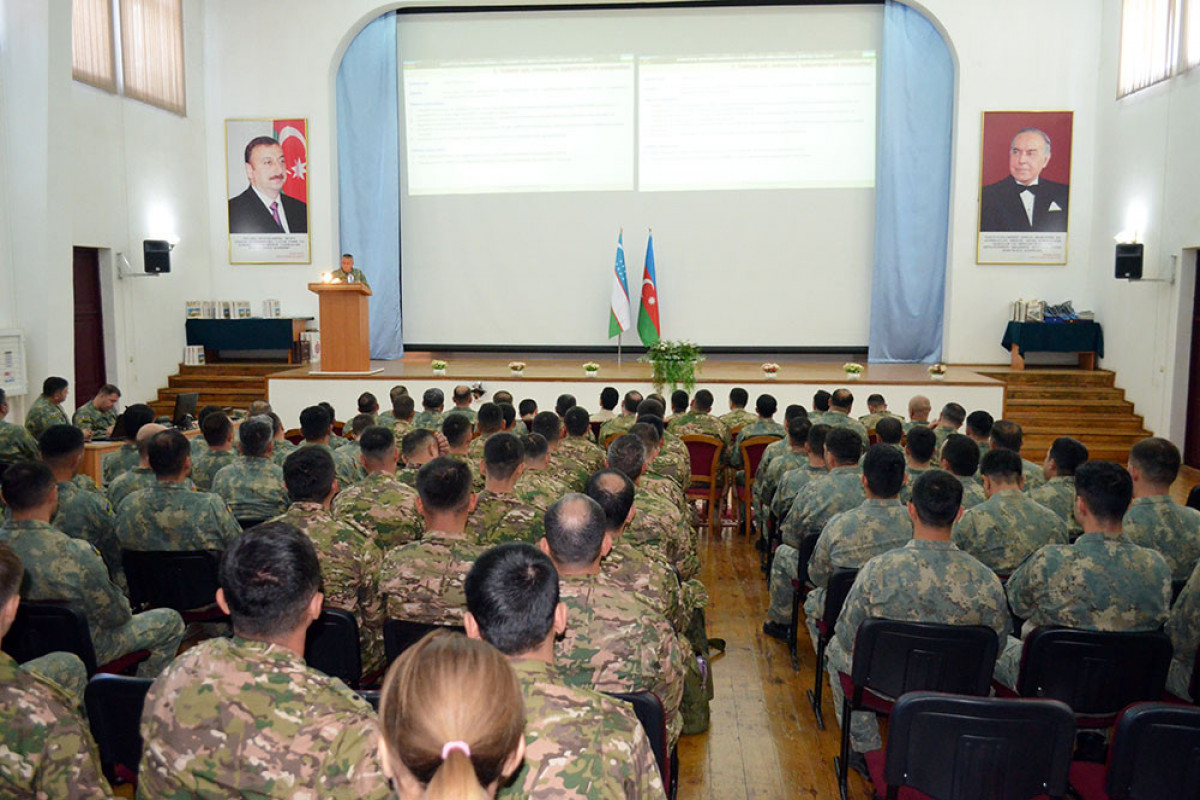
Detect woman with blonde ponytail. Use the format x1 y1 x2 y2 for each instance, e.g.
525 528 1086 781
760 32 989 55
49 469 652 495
378 630 526 800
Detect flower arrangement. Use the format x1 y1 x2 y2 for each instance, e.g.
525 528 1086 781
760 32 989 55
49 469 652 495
928 363 948 379
640 340 704 392
582 361 601 375
761 362 780 379
509 361 526 376
843 362 864 374
431 360 448 374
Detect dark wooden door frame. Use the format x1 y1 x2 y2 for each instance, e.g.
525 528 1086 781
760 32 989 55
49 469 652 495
73 247 107 407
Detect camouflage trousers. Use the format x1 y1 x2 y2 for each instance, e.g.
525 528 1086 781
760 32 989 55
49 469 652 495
993 635 1024 690
767 544 799 624
1169 656 1193 701
94 608 185 679
23 651 89 707
802 588 825 654
825 650 884 753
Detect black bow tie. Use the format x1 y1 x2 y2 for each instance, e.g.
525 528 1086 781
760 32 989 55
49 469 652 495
1015 183 1037 195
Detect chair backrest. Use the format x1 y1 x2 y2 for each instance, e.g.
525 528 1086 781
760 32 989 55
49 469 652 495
605 690 670 788
740 435 780 481
821 569 859 630
884 691 1075 800
238 518 269 530
681 434 723 482
304 608 362 688
795 532 821 586
1105 702 1200 799
284 428 304 445
589 420 603 440
2 600 98 674
122 549 222 613
851 619 999 700
603 432 620 450
383 618 465 664
1016 627 1172 718
85 674 153 786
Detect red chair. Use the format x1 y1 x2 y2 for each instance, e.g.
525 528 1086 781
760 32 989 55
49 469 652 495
589 420 604 441
681 434 725 537
737 435 781 537
1069 702 1200 799
284 427 304 445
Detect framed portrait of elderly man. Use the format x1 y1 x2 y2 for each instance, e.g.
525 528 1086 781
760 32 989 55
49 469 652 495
976 111 1073 265
226 118 311 264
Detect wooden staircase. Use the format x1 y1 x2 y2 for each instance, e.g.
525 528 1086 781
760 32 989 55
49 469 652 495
976 368 1150 464
149 363 279 417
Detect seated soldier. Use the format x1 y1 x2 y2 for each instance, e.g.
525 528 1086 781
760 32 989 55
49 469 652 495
497 400 520 434
965 409 994 462
667 388 731 451
931 402 966 455
246 400 272 417
464 541 665 799
138 523 390 799
874 416 905 456
606 433 699 581
101 403 157 484
397 428 440 487
413 388 446 431
990 419 1046 490
953 448 1067 574
105 422 168 510
467 401 503 462
598 391 641 443
0 543 113 799
629 420 688 507
815 389 869 449
518 398 539 430
756 415 814 533
636 401 692 491
591 386 620 426
39 425 122 582
443 412 484 491
71 383 121 441
387 393 417 439
191 411 236 492
24 377 71 441
938 433 987 510
898 425 937 505
719 387 757 431
375 384 408 428
541 493 687 745
809 390 832 421
116 429 241 552
0 462 184 677
858 393 899 431
1028 436 1089 538
0 387 41 464
729 393 785 471
274 447 383 674
903 394 932 433
793 445 913 648
756 405 809 497
1169 557 1200 700
997 461 1172 688
1124 436 1200 581
319 401 351 450
357 391 380 422
771 424 830 529
332 425 423 549
530 411 588 491
559 406 606 475
555 393 577 418
667 389 688 423
333 413 373 487
297 405 362 488
380 457 486 626
190 405 222 461
468 433 544 546
446 384 478 425
828 470 1010 765
267 411 298 467
515 433 571 508
210 415 289 523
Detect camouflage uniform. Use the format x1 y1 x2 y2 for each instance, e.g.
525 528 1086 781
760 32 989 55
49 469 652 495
728 419 785 469
898 466 933 505
22 651 90 706
668 410 730 451
395 466 419 488
116 483 241 552
902 419 930 434
379 529 486 626
102 443 140 485
829 539 1010 752
328 432 351 450
54 478 122 584
559 435 607 477
389 418 414 440
718 408 757 433
24 396 69 440
641 471 688 511
931 424 959 455
411 410 444 431
500 658 666 800
138 636 390 799
467 489 544 546
446 451 485 492
1168 559 1200 700
555 573 687 744
779 466 865 548
270 503 384 674
190 448 235 492
603 540 687 632
997 532 1172 687
331 471 424 550
516 467 571 510
271 438 297 467
189 437 208 461
332 443 367 487
626 487 700 580
955 473 988 510
72 400 117 439
653 433 692 491
330 266 371 287
0 519 184 678
771 463 827 528
755 448 807 528
1020 458 1046 490
598 414 637 445
466 432 490 463
858 410 900 431
1123 494 1200 581
1028 476 1081 538
445 406 477 425
0 418 40 466
544 452 590 493
107 466 156 511
951 489 1068 574
814 410 870 449
795 500 913 639
0 651 114 799
210 456 289 522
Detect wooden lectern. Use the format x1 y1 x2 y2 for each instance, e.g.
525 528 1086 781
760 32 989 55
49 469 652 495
307 283 372 373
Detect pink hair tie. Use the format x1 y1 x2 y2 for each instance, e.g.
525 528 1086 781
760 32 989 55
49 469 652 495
441 741 471 761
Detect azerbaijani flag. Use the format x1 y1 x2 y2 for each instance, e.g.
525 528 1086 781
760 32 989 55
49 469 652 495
274 118 308 202
609 232 632 338
637 233 661 346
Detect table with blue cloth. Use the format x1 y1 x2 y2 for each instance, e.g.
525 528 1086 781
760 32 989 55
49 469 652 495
1001 321 1103 370
186 318 311 362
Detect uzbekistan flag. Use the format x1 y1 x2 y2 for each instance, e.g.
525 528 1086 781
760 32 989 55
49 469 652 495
274 118 308 202
609 232 632 338
637 233 661 346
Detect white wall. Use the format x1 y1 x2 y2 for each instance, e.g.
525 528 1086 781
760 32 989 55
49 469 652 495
1088 0 1200 439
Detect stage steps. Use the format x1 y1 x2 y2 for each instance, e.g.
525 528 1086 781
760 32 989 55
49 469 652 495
975 368 1150 464
149 363 277 417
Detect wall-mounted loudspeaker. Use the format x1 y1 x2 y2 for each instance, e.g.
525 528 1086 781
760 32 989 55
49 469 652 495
1115 242 1143 280
144 240 171 274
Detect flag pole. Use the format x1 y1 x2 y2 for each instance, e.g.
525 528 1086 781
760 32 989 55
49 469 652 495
618 227 623 368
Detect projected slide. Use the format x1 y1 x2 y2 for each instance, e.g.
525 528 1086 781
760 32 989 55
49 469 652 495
403 58 635 195
638 53 877 191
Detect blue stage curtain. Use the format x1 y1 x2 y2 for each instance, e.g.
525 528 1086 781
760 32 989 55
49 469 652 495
868 1 955 363
336 12 403 359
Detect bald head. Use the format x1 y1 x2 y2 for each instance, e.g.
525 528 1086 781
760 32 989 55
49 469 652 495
136 423 168 457
543 493 608 568
908 395 931 421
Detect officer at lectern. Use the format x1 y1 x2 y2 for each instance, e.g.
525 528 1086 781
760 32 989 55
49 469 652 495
331 253 371 289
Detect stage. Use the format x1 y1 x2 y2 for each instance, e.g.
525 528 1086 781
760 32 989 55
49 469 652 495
264 352 1006 429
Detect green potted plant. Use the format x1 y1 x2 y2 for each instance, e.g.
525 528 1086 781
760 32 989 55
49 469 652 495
640 340 704 392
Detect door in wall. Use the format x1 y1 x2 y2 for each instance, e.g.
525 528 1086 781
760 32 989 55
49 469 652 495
73 247 107 406
1185 252 1200 469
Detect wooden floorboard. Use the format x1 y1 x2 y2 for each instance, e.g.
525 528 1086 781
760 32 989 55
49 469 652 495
678 527 873 799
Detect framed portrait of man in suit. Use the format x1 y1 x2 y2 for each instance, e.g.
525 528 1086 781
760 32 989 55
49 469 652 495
226 118 311 264
976 111 1073 265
